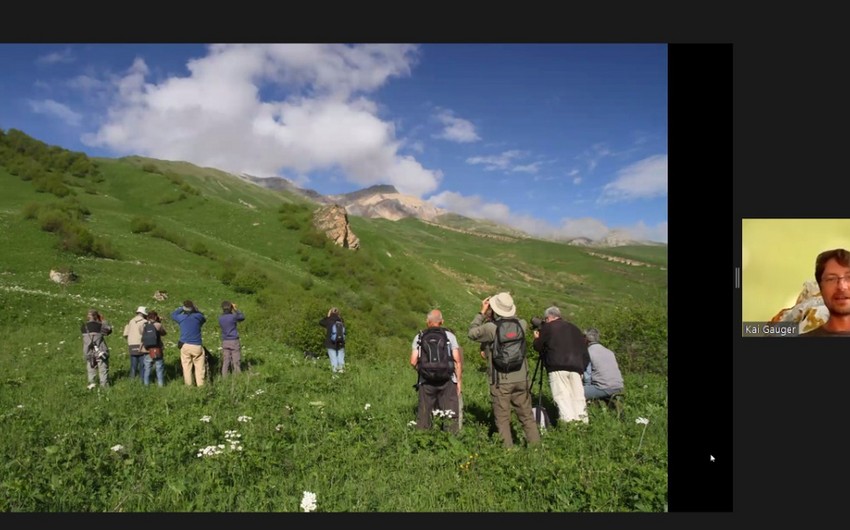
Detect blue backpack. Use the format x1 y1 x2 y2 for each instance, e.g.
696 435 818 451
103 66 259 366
330 320 346 349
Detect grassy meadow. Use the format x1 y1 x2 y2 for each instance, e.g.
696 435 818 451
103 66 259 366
0 129 668 512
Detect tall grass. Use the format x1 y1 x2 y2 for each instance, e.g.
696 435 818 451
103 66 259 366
0 129 668 512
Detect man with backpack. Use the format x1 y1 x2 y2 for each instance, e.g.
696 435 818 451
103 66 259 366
122 306 148 382
532 306 591 425
410 309 462 434
140 310 167 387
319 307 346 374
468 292 540 448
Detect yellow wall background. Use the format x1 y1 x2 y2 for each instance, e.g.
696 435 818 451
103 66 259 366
742 219 850 321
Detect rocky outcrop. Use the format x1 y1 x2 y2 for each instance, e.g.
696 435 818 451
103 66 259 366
153 290 169 302
770 280 830 333
312 204 360 250
49 268 77 285
330 185 446 222
586 251 656 268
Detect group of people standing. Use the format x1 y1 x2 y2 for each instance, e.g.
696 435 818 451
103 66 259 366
412 291 624 448
82 291 624 451
80 299 245 388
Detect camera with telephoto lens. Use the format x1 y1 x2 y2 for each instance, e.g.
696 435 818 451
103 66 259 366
530 316 545 331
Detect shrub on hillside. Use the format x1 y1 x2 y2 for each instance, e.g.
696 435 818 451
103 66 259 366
577 299 667 375
231 267 269 294
130 216 156 233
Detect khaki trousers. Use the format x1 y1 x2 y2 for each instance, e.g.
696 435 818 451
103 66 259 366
180 343 206 386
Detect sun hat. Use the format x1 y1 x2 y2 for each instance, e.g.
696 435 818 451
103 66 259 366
136 306 148 316
490 292 516 317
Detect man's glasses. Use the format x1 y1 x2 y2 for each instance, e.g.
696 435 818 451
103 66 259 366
822 274 850 286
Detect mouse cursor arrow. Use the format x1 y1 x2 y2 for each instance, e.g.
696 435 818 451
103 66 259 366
710 455 715 462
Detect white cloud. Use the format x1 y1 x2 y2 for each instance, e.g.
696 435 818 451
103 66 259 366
465 150 526 171
37 48 74 65
511 161 542 174
27 99 82 126
619 220 668 243
433 109 480 143
599 154 667 203
577 142 615 173
573 177 582 185
428 190 667 243
67 74 107 92
80 44 442 196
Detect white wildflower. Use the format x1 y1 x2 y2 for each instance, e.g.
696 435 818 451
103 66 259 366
275 424 284 432
17 405 23 409
111 444 124 452
237 415 252 422
300 491 317 512
87 383 96 390
636 417 651 453
408 421 417 427
364 403 371 410
200 415 212 423
197 445 224 457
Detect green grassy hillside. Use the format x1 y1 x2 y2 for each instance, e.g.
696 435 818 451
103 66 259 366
0 128 668 512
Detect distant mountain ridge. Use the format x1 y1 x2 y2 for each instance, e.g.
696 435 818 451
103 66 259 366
224 172 662 247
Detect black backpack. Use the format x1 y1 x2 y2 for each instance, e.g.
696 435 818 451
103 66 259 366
330 320 346 349
491 317 526 373
416 327 455 383
141 322 159 348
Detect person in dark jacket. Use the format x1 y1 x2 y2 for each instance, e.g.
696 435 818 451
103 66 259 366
532 306 590 424
318 307 346 374
218 301 246 377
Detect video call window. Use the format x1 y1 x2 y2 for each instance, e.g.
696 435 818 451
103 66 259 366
742 218 850 337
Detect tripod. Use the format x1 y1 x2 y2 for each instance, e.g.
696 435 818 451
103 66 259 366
529 355 548 427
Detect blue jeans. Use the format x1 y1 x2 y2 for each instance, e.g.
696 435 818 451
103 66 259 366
327 347 345 372
143 355 165 386
584 384 621 400
130 354 146 380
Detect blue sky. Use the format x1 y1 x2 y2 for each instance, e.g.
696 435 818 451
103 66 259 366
0 43 667 243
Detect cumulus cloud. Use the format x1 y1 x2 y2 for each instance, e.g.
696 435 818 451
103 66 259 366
433 109 480 143
81 44 441 197
37 48 74 65
428 190 667 243
27 99 82 126
599 154 667 203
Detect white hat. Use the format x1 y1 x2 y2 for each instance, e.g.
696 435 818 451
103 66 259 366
490 292 516 318
136 306 148 316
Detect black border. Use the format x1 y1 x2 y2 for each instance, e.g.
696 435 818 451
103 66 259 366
668 44 732 512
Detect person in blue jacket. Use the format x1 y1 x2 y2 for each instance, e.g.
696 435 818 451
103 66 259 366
171 299 207 386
